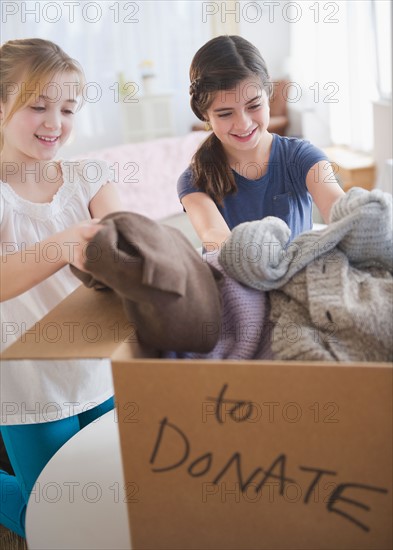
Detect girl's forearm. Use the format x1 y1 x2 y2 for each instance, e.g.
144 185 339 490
0 230 76 302
201 228 231 252
1 221 103 302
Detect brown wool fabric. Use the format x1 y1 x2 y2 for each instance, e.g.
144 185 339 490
70 212 223 353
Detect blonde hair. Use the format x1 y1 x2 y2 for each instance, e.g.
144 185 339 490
0 38 85 142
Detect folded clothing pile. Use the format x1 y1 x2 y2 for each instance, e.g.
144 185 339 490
219 188 393 362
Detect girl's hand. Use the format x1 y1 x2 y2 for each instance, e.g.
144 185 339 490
62 219 103 272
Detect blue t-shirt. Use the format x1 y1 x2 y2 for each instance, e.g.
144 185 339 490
177 134 328 239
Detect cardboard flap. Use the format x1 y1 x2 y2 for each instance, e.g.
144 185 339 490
1 285 143 360
112 359 393 550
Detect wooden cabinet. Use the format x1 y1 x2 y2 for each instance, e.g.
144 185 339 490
323 146 376 191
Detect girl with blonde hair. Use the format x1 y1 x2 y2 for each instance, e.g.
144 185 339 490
0 38 122 537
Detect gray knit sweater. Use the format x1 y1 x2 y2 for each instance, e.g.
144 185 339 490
219 187 392 290
269 252 392 362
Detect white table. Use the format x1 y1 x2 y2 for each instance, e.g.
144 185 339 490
26 411 132 549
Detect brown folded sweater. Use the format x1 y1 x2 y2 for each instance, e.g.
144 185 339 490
70 212 223 353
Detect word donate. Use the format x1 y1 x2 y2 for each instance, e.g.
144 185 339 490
114 361 392 549
149 384 389 534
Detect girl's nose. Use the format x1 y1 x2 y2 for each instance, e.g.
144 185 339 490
233 110 252 132
43 111 61 130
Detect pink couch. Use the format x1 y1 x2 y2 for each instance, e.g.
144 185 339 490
76 131 207 221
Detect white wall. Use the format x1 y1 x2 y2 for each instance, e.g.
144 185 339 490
239 5 291 80
373 100 393 194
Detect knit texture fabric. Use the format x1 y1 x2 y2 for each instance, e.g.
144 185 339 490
219 187 393 290
163 252 273 360
71 212 223 353
269 251 393 362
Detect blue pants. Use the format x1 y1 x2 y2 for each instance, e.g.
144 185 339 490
0 396 114 538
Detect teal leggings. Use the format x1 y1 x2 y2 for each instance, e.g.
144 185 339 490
0 396 114 538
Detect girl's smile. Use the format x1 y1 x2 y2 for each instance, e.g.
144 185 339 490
35 135 60 142
229 126 258 141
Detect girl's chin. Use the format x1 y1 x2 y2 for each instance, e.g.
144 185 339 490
32 146 60 159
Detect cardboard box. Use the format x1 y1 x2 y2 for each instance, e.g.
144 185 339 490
2 285 392 550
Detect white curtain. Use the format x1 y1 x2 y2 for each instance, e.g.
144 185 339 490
288 0 387 152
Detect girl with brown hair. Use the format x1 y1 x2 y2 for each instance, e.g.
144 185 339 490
179 35 344 249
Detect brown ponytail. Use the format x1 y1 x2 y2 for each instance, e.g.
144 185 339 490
192 133 234 204
189 35 271 204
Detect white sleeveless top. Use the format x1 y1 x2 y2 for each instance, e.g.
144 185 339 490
0 160 114 425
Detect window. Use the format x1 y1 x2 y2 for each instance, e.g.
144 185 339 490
372 0 392 100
